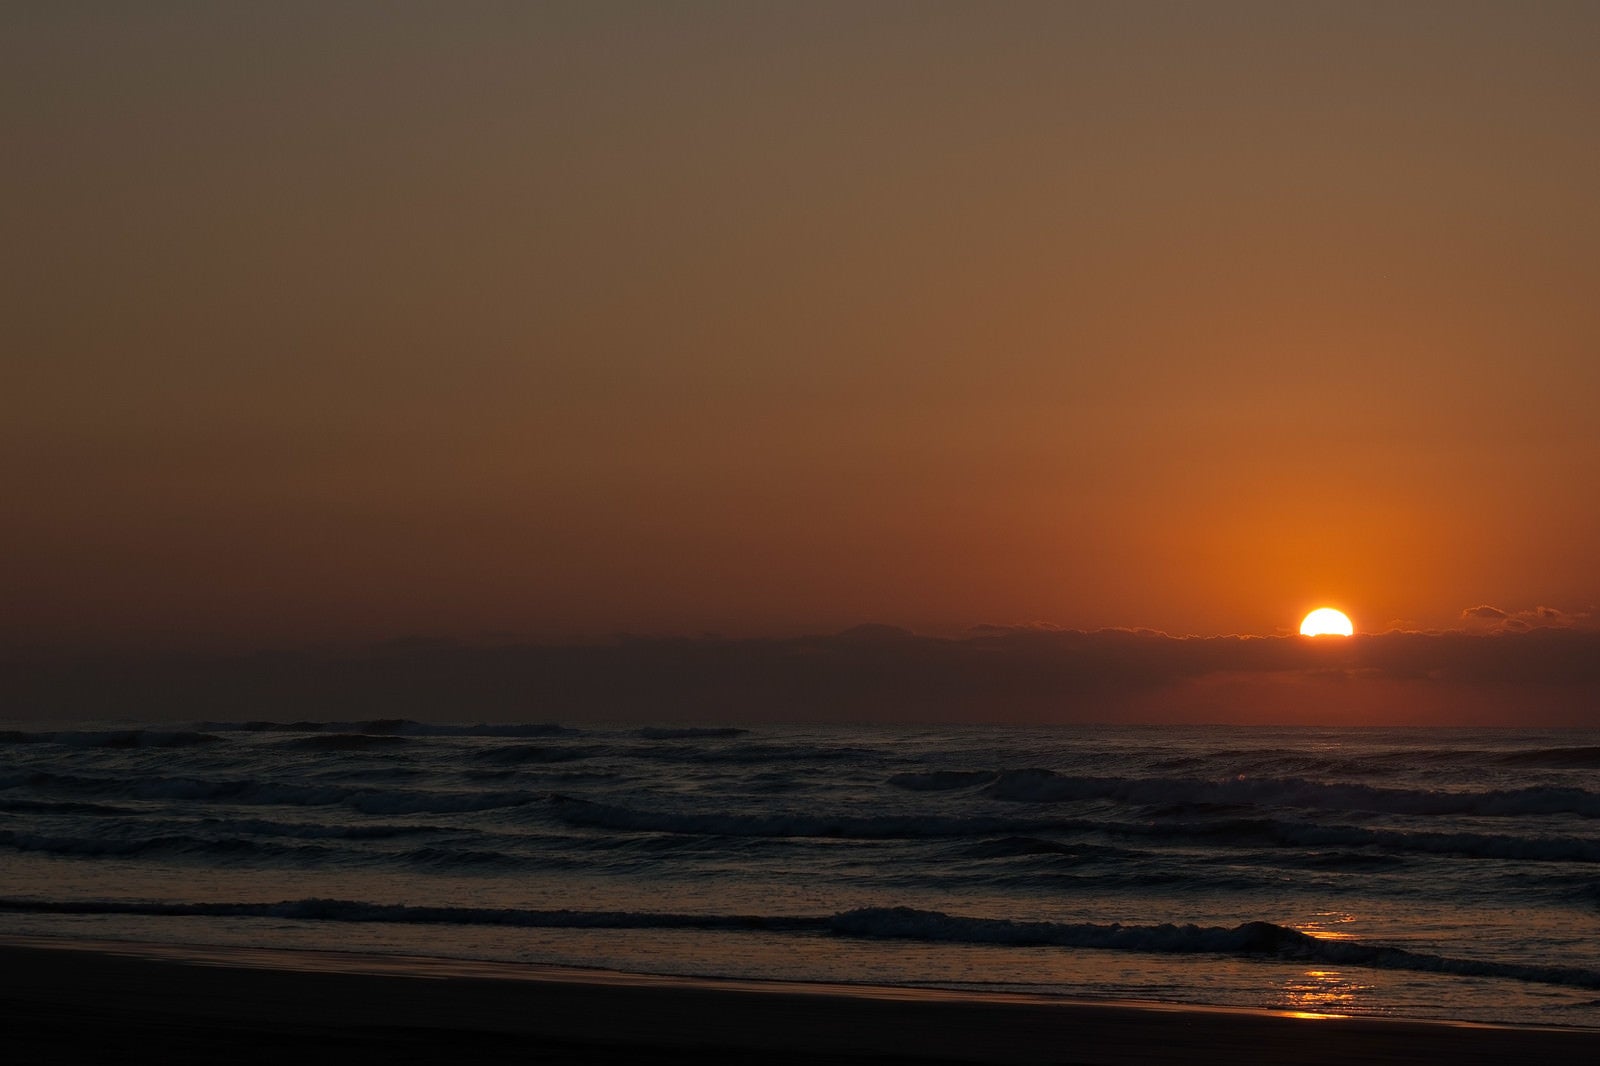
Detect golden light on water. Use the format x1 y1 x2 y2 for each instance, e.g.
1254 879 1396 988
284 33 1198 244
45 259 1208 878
1281 969 1373 1016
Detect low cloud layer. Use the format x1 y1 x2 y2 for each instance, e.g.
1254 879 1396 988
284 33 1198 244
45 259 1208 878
1460 604 1597 633
7 624 1599 728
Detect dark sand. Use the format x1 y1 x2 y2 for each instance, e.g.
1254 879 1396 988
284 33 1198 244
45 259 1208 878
2 938 1597 1064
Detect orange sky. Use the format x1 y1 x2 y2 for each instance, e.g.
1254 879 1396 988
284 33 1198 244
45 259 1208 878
4 3 1599 652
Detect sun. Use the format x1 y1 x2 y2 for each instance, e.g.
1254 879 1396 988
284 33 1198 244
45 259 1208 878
1299 608 1354 637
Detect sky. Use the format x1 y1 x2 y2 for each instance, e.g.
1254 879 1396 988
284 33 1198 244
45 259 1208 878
5 2 1600 663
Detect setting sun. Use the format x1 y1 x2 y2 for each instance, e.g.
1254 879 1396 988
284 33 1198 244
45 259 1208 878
1300 608 1354 637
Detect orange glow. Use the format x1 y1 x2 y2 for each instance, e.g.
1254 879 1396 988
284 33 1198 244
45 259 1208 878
1299 608 1354 637
5 6 1600 656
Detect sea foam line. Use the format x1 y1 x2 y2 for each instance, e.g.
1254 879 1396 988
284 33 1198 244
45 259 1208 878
3 898 1596 991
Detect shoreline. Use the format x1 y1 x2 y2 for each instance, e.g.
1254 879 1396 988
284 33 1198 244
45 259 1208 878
3 936 1598 1064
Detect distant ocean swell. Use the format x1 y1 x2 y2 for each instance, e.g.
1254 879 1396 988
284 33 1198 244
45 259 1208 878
9 718 1599 758
8 725 1600 810
9 739 1600 820
10 767 1600 823
3 897 1597 992
5 781 1600 867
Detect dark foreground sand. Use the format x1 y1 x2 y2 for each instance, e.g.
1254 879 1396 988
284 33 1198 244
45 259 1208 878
3 938 1597 1065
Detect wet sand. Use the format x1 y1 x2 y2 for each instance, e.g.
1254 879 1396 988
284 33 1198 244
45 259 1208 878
2 938 1597 1064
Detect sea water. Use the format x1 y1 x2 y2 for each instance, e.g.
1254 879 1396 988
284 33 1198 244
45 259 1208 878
2 721 1597 1027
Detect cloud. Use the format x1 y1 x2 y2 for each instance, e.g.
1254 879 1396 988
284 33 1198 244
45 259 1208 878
1461 604 1598 633
831 623 919 644
965 622 1066 636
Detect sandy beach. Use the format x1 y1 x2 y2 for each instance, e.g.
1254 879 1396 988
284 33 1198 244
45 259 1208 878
2 938 1597 1065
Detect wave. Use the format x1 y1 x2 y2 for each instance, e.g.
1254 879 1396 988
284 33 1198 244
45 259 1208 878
1268 849 1406 870
827 907 1600 990
624 742 882 765
541 794 1600 862
469 744 603 765
282 734 413 751
400 846 521 869
545 794 1055 839
953 835 1131 859
6 767 1595 863
0 729 221 749
0 811 488 863
0 896 813 932
197 720 578 738
3 896 1595 991
472 736 818 766
1105 814 1600 864
633 727 749 740
0 829 333 862
189 816 446 841
3 769 539 816
983 769 1600 818
0 798 134 816
1493 746 1600 769
0 813 453 859
888 771 998 792
1256 821 1600 864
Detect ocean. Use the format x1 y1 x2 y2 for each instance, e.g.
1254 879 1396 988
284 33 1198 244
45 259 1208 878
2 720 1597 1028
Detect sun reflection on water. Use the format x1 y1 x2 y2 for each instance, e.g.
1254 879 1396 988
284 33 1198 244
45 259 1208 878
1296 911 1361 940
1279 968 1377 1015
1275 913 1375 1015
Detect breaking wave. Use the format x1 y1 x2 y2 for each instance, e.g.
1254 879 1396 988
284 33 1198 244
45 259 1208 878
3 896 1595 991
